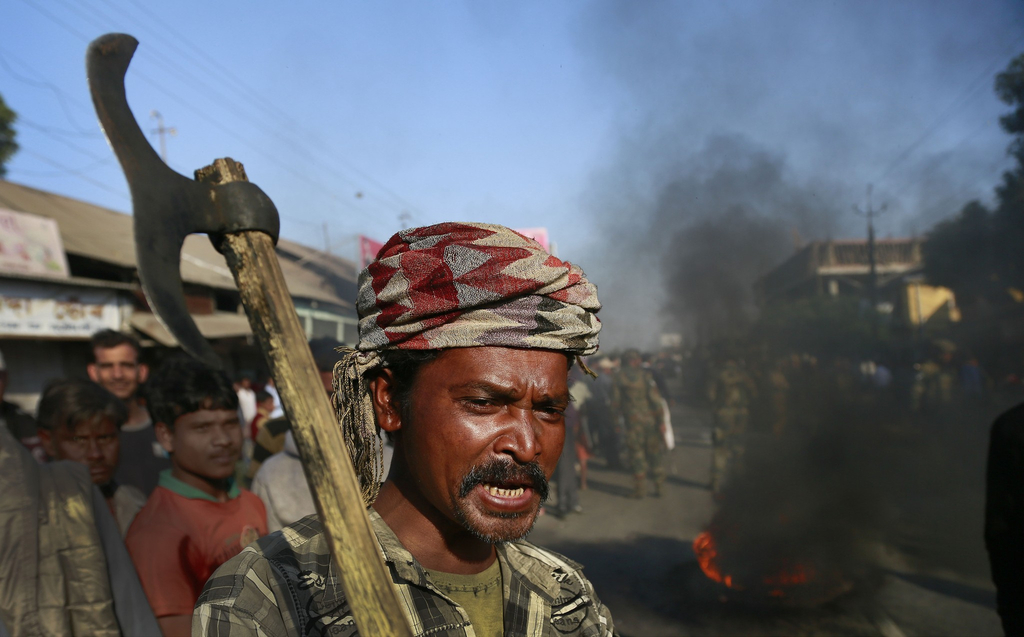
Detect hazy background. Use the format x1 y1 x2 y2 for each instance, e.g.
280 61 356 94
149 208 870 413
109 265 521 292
3 0 1022 347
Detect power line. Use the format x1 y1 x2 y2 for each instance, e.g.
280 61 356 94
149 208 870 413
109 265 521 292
18 0 428 230
18 148 130 200
18 116 104 139
877 33 1024 185
19 0 365 215
19 120 112 162
79 0 429 221
12 156 114 178
886 118 996 203
0 47 99 135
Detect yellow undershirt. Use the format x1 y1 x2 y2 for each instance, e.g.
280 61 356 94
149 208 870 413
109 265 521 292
424 558 504 637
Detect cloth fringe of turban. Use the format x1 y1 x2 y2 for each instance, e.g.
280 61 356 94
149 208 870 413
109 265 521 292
332 222 601 505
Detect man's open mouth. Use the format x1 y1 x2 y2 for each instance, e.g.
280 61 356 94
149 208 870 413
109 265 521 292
484 485 526 498
460 459 548 502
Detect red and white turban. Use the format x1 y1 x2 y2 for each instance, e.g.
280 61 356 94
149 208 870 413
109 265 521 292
333 222 601 504
357 222 601 354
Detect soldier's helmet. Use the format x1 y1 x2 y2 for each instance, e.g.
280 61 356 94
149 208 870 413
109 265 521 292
622 349 642 365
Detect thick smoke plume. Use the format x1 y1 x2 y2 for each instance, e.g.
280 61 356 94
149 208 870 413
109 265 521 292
572 0 1019 349
583 134 842 347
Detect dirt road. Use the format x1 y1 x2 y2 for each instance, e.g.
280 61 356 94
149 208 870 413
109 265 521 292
529 405 1003 637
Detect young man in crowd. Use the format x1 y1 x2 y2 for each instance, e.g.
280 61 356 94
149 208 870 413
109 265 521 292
127 356 266 637
196 222 614 636
87 329 170 495
36 379 147 537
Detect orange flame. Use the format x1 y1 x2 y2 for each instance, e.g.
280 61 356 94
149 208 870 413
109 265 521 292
693 530 816 597
693 530 741 590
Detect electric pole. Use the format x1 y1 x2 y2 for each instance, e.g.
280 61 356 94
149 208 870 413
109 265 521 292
854 184 887 334
323 221 331 256
149 110 176 164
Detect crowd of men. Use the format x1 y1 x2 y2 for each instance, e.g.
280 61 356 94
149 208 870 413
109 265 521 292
0 327 370 635
0 222 619 637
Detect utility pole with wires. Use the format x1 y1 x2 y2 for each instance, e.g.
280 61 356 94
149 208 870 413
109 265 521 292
149 110 176 164
854 184 887 334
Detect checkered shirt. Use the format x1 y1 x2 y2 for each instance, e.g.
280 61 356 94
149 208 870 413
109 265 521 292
192 510 615 637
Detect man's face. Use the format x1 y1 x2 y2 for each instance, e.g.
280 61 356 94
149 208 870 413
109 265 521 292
155 405 242 481
87 344 148 401
389 347 569 544
41 417 120 486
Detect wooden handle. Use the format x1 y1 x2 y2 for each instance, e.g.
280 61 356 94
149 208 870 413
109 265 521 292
199 159 412 636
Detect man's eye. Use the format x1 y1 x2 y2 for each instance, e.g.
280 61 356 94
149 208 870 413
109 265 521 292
464 398 495 409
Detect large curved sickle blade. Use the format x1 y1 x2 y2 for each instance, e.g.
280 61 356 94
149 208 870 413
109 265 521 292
87 33 221 368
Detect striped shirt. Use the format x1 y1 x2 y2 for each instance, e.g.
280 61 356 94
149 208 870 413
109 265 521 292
193 510 615 636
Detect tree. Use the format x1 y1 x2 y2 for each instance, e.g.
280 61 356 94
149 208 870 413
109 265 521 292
992 54 1024 292
922 200 998 307
923 53 1024 309
995 53 1024 163
0 93 17 177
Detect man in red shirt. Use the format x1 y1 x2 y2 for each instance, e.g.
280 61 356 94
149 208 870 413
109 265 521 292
126 356 267 637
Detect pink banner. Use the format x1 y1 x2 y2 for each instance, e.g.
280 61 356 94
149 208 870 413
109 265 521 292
359 235 385 268
513 227 550 252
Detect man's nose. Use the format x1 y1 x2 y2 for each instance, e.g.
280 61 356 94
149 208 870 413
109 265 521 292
211 424 231 446
494 408 542 462
86 439 103 459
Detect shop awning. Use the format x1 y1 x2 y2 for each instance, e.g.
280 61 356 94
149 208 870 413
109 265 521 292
130 311 252 347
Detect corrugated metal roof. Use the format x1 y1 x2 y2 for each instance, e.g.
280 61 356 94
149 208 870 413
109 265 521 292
0 180 353 311
0 269 137 291
0 179 136 267
131 311 253 347
276 237 359 284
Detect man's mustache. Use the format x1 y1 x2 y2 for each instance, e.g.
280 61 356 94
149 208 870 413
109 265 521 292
459 459 549 502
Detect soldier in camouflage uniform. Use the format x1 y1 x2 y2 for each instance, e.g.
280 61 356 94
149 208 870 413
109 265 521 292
708 358 757 496
610 350 666 499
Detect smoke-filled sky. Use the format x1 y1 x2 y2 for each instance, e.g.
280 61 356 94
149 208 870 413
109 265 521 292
3 1 1023 347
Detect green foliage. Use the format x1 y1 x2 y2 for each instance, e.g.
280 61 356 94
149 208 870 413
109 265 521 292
0 93 17 178
922 200 998 304
996 53 1024 161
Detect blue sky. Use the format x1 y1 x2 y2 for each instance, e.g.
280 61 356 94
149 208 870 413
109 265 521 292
3 1 1023 345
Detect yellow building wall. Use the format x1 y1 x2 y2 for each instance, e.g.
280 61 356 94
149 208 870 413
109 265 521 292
905 283 961 326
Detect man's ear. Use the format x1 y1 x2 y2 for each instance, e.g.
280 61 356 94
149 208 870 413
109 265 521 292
137 363 149 384
154 421 174 454
86 363 99 383
369 370 402 434
37 429 57 458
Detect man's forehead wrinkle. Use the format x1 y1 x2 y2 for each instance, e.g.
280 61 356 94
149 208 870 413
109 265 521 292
445 374 568 402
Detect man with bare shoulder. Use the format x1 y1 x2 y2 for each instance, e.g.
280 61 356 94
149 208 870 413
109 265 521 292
195 223 614 636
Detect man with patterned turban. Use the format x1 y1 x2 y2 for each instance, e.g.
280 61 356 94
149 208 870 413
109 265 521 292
195 223 614 637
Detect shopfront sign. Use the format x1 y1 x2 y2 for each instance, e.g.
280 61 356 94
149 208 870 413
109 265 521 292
0 208 70 278
0 280 124 338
